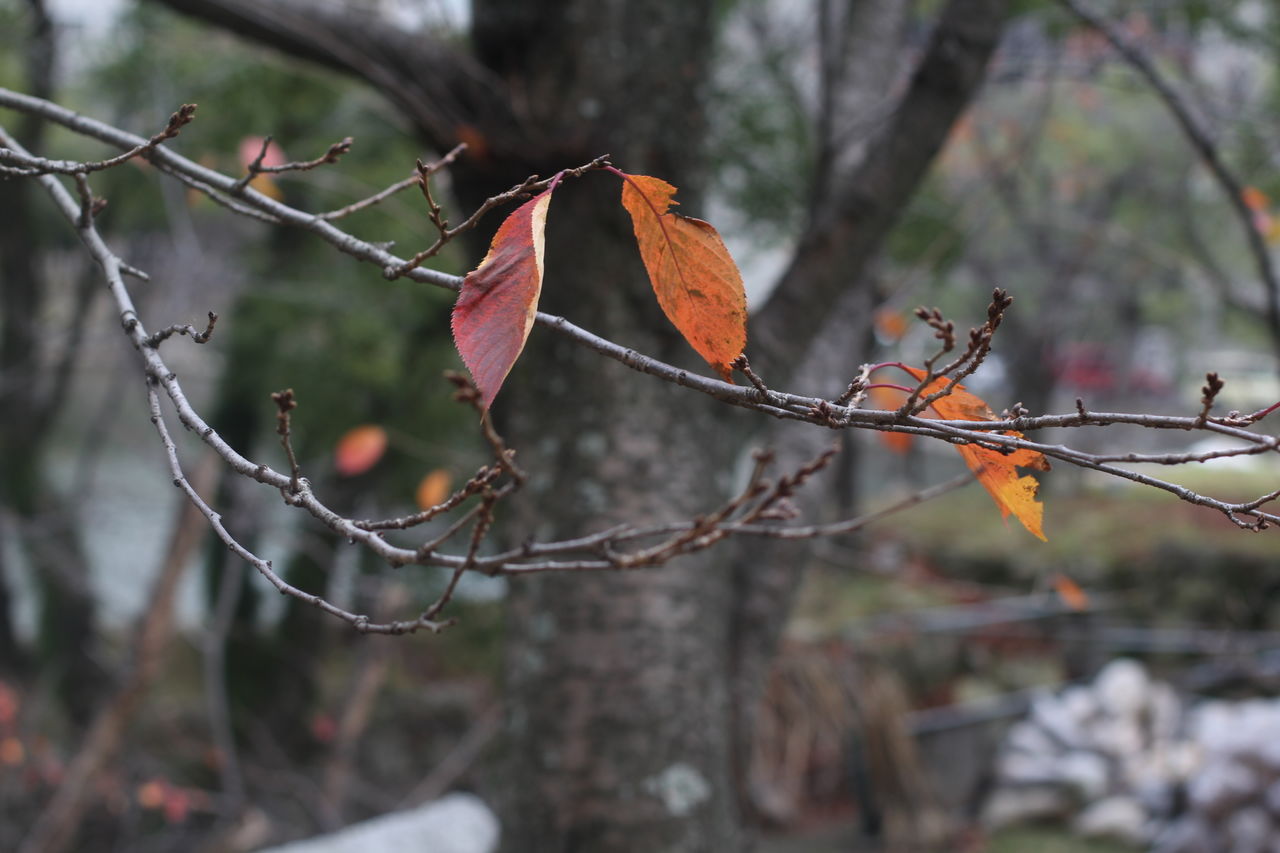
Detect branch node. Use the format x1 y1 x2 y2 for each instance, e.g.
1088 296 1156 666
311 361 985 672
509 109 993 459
271 388 302 491
732 355 768 399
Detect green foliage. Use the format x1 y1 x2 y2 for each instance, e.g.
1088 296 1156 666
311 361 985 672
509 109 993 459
79 4 480 509
705 2 815 245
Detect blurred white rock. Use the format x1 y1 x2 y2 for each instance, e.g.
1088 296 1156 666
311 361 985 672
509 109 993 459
1225 806 1272 853
1072 795 1149 845
1095 659 1150 719
256 793 499 853
982 786 1071 829
1058 751 1110 802
987 659 1280 850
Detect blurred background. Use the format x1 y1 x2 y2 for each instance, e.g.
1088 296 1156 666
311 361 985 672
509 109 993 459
3 1 1280 851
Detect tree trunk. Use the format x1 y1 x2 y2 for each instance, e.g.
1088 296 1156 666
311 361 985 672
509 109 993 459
0 0 103 721
465 5 744 847
146 1 1010 848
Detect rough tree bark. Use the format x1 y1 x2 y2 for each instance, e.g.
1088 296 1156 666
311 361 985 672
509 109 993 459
0 0 103 720
148 1 1008 848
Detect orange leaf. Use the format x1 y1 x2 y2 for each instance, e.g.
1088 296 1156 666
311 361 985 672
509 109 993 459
619 173 747 380
0 737 23 767
1243 185 1270 212
452 190 553 408
1051 573 1089 611
901 367 1049 540
874 308 909 343
137 779 166 810
868 385 913 453
334 425 388 476
416 469 453 509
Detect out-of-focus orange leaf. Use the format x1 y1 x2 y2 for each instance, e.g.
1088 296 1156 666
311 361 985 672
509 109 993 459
137 779 166 809
868 385 913 453
454 123 490 161
452 190 553 409
334 425 388 476
1243 185 1269 212
901 367 1049 540
874 308 909 343
619 173 747 381
1051 573 1089 611
0 737 24 766
416 469 453 509
0 681 17 726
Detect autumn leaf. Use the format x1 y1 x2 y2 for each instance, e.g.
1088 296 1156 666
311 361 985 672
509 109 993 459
0 737 23 767
334 425 388 476
901 367 1049 540
619 173 747 381
1242 185 1270 212
452 190 553 408
137 779 167 810
1051 572 1089 611
873 308 909 343
416 469 453 509
868 385 913 454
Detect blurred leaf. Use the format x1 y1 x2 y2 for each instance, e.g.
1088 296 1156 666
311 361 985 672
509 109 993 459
334 425 388 476
416 469 453 509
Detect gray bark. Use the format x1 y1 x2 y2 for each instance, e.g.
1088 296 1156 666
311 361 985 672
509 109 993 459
145 1 1009 848
0 0 103 720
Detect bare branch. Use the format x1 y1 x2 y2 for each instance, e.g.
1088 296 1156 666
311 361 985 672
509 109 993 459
387 154 611 278
317 142 466 221
145 310 218 347
5 90 1280 636
1057 0 1280 359
232 134 353 193
271 388 302 493
0 103 194 176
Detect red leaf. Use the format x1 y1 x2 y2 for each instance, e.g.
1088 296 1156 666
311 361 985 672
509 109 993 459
452 190 553 408
619 173 747 380
334 425 388 476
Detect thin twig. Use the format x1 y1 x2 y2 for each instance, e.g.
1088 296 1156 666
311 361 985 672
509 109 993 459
317 142 464 220
145 311 218 347
232 134 353 193
0 103 194 177
733 354 770 399
5 91 1280 637
1057 0 1280 359
271 388 301 493
387 154 611 278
